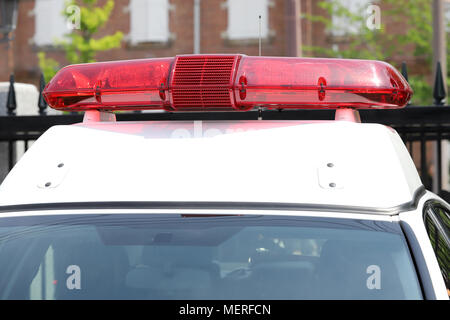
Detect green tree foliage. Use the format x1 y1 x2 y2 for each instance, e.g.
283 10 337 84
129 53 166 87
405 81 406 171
38 52 60 83
38 0 123 82
303 0 440 105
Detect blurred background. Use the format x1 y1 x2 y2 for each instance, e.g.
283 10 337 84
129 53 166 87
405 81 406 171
0 0 449 201
1 0 449 104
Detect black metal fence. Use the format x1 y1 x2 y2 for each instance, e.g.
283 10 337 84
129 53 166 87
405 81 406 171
1 64 450 202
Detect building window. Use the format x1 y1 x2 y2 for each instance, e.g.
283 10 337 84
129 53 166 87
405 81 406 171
129 0 170 44
330 0 373 37
226 0 269 40
445 0 450 32
34 0 68 46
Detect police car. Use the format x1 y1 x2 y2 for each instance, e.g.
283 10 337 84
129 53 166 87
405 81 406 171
0 55 448 300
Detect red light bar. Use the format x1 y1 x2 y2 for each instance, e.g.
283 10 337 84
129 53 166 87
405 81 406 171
234 56 412 109
44 58 173 111
44 55 412 111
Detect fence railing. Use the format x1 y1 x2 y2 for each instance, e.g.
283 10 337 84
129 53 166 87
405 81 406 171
1 63 450 202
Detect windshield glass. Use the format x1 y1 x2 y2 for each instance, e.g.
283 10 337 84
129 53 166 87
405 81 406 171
0 214 422 300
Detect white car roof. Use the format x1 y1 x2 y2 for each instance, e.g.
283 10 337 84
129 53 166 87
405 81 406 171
0 120 423 213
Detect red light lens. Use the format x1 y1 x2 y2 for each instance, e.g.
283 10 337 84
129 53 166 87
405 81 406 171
43 58 173 111
43 55 412 111
234 56 412 109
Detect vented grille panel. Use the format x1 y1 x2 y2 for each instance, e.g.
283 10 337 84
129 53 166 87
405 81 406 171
172 56 236 109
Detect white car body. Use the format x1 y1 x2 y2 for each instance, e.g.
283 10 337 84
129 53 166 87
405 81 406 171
0 116 448 299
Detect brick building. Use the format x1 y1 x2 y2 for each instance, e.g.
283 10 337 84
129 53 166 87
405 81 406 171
0 0 437 86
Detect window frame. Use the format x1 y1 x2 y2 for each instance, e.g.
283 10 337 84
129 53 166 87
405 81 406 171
224 0 271 42
329 0 374 38
128 0 171 46
33 0 69 47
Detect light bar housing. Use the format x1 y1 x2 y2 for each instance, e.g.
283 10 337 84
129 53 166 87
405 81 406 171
43 54 412 111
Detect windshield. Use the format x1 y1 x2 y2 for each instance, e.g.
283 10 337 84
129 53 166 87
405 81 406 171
0 214 422 300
